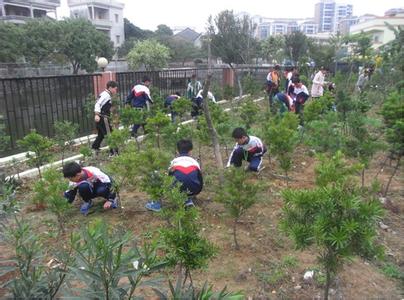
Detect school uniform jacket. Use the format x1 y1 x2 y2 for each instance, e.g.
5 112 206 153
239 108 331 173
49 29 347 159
227 135 266 166
68 167 111 189
130 84 153 108
169 155 203 195
94 90 112 117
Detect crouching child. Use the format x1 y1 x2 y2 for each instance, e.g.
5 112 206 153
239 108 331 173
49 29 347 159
145 139 203 212
227 127 267 172
63 162 118 215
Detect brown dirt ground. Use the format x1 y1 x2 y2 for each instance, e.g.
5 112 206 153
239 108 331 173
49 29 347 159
0 144 402 299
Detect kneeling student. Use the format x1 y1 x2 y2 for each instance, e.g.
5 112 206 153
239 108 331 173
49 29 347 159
146 139 203 212
63 162 118 215
227 127 266 172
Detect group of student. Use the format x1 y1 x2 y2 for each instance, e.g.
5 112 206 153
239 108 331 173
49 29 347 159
64 74 263 215
63 128 266 214
266 65 331 123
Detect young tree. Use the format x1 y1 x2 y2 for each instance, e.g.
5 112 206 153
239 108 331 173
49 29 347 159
264 113 299 183
145 111 172 149
127 39 170 71
33 168 71 232
284 31 309 65
281 151 384 300
159 176 216 288
216 167 261 250
260 35 285 64
238 98 260 130
58 18 114 74
54 121 79 166
17 130 54 178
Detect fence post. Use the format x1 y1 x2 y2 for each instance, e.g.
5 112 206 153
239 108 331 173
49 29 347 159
222 68 235 87
93 71 117 96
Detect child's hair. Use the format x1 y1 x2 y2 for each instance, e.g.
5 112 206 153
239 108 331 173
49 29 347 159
177 139 193 154
63 162 82 178
292 77 301 84
174 91 181 96
142 75 151 83
106 81 118 89
232 127 248 139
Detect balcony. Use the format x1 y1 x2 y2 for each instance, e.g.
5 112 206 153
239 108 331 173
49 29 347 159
4 0 60 8
68 0 124 9
91 18 112 29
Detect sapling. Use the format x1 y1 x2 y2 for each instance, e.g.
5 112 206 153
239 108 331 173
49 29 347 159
106 127 130 153
119 106 145 150
216 167 261 250
159 176 216 289
68 219 166 299
0 114 11 153
79 145 92 165
171 97 193 122
145 111 172 149
281 151 384 300
17 130 54 178
379 91 404 196
263 113 299 184
238 98 260 130
54 121 79 166
32 168 71 232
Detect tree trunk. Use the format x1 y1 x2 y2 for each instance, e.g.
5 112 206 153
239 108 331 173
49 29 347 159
324 267 331 300
202 38 224 185
233 219 239 250
229 63 243 99
361 168 365 189
383 155 401 197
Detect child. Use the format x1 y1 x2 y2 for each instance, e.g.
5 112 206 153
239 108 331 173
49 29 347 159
227 127 266 172
164 92 181 123
63 162 118 215
145 139 203 212
290 77 309 125
266 65 281 109
191 89 216 118
273 92 294 114
92 80 118 155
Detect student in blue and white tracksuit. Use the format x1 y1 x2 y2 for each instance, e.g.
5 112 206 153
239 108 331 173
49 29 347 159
290 77 310 125
126 76 153 135
191 89 216 118
227 127 267 172
164 92 181 123
63 162 118 215
145 139 203 212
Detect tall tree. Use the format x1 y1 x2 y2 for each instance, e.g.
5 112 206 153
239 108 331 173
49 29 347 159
58 18 114 74
284 31 309 65
210 10 255 97
260 35 286 64
155 24 173 37
0 22 25 63
167 37 202 65
22 19 61 66
348 32 372 57
124 18 153 40
127 39 170 71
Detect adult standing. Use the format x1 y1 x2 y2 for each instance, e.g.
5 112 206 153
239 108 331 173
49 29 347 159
187 74 203 100
311 67 328 98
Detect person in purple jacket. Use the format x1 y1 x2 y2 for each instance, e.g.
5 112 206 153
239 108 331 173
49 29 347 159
145 139 203 212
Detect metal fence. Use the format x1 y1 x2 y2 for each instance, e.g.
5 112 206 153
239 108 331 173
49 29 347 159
1 74 101 156
0 66 271 157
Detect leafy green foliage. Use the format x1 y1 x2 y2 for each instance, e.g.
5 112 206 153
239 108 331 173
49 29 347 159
3 217 69 299
106 128 131 152
145 111 172 149
264 113 299 178
171 97 193 121
57 18 114 74
217 167 261 249
0 22 25 63
68 219 166 299
160 176 216 285
0 114 11 153
284 31 310 64
54 121 79 166
304 93 335 123
238 99 260 130
17 130 54 178
241 74 262 96
260 35 285 64
127 39 171 71
33 168 70 232
281 151 384 299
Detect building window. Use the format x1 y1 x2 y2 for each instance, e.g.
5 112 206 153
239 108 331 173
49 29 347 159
116 35 120 45
115 14 119 23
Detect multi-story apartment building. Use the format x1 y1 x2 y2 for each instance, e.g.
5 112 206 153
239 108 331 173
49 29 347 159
350 9 404 49
256 18 318 40
68 0 124 48
0 0 60 24
315 0 353 33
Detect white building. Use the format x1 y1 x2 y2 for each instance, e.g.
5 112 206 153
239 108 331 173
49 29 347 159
315 0 353 33
0 0 60 24
68 0 124 48
256 18 318 40
350 10 404 49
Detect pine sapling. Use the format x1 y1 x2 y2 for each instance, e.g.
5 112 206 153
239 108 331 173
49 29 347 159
217 167 261 250
54 121 79 166
239 98 260 130
145 111 172 149
17 130 54 178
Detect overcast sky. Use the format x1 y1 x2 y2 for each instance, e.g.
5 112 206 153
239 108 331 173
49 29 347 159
57 0 403 32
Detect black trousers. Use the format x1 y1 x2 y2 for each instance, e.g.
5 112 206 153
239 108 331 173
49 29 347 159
92 117 118 154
